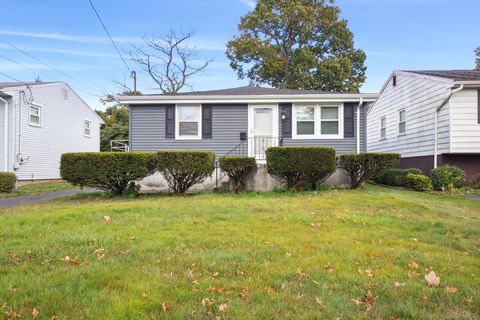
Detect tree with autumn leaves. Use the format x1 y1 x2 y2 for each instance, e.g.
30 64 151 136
226 0 367 93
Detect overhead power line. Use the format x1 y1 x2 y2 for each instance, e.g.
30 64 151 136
87 0 131 73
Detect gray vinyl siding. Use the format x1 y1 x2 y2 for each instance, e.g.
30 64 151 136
130 104 248 156
130 102 367 156
279 104 367 154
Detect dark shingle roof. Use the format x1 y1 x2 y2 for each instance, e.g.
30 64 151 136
405 70 480 81
153 86 329 96
0 82 58 89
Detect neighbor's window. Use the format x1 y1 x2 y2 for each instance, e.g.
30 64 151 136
84 120 92 137
399 109 406 134
380 117 386 139
29 105 41 126
177 105 201 139
296 105 315 135
320 106 339 135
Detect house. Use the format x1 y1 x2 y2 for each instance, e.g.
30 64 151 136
119 86 378 161
367 70 480 180
0 82 103 181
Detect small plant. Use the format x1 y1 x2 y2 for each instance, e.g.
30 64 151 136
406 173 432 191
375 169 404 186
60 152 155 195
395 168 423 187
339 153 400 189
266 147 336 190
157 151 215 194
219 156 257 193
431 165 466 191
467 174 480 189
0 172 16 193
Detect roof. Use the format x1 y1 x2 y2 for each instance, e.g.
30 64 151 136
153 86 327 96
404 70 480 82
0 81 60 89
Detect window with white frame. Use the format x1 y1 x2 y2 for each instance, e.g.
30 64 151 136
29 105 41 126
84 120 92 137
380 117 386 139
399 109 406 134
293 104 343 139
176 105 201 139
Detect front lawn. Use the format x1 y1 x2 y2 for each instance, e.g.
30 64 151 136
0 181 78 198
0 186 479 319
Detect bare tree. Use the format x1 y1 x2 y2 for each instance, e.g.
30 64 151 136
475 47 480 70
129 31 211 94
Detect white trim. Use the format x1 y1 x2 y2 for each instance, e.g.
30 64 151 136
175 104 202 140
84 119 92 137
28 102 42 127
247 104 279 158
292 103 344 139
0 96 8 171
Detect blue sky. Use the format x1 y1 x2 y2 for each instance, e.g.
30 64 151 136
0 0 478 110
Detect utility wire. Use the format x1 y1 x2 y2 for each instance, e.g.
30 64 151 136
88 0 131 73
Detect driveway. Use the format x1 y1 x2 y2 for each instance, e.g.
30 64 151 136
464 195 480 201
0 188 96 209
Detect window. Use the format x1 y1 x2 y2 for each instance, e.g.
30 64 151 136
84 120 92 137
29 105 41 126
399 109 406 134
292 104 343 139
380 117 386 139
176 105 201 139
392 75 397 87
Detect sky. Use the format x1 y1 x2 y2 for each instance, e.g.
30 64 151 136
0 0 478 110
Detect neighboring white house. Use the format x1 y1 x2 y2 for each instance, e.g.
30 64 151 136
0 82 103 181
367 70 480 179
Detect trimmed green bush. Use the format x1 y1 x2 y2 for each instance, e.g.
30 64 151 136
266 147 336 190
406 173 432 191
61 152 155 195
395 168 423 187
431 165 466 191
339 153 400 189
219 156 257 193
0 172 16 193
157 151 215 194
375 169 404 186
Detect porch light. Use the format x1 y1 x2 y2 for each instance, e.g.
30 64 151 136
281 111 287 120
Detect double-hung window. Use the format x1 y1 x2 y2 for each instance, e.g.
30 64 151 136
293 104 343 139
84 120 92 137
29 104 41 126
176 105 201 139
380 117 386 139
399 109 406 135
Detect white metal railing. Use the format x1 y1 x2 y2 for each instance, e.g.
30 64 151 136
110 139 130 152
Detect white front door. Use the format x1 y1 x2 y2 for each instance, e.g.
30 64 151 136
248 104 279 160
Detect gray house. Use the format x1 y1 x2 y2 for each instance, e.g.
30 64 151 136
119 86 377 161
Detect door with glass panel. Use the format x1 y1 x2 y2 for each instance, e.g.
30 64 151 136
248 104 278 160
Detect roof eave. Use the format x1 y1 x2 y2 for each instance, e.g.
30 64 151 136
454 80 480 87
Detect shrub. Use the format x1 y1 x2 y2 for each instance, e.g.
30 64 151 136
431 165 466 191
61 152 155 195
157 151 215 194
266 147 336 190
375 169 404 186
394 168 423 187
468 174 480 189
406 173 432 191
339 153 400 189
219 156 257 193
0 172 16 193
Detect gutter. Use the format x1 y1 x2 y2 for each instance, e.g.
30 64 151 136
356 97 363 153
0 96 8 171
433 84 464 168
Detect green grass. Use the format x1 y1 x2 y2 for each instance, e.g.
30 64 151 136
0 181 78 198
0 186 479 319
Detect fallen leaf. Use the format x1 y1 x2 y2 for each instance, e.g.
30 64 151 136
201 298 216 307
424 271 440 287
128 235 136 240
310 223 321 228
324 265 335 273
207 286 227 294
365 268 374 278
297 268 307 278
4 309 20 319
411 238 418 242
445 286 457 294
312 280 321 286
352 298 362 305
63 256 80 266
32 308 39 319
218 303 228 312
103 215 111 223
240 287 249 301
409 261 419 269
394 281 406 289
162 302 171 314
315 297 324 309
363 290 374 311
212 272 219 278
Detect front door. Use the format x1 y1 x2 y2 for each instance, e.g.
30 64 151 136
248 104 279 160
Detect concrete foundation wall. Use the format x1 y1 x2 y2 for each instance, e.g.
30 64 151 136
139 166 350 193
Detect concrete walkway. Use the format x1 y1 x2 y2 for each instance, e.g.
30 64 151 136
464 195 480 201
0 189 96 209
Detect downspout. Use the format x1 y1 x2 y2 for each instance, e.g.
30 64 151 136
434 84 463 168
0 96 8 171
356 97 363 153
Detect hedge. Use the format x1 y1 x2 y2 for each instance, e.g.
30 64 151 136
431 165 466 191
266 147 336 190
0 172 16 193
219 156 257 193
157 151 215 194
374 169 404 186
60 152 156 195
406 173 433 191
338 153 400 189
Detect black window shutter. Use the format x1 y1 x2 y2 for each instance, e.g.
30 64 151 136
280 103 292 138
165 105 175 138
344 103 355 138
202 104 213 139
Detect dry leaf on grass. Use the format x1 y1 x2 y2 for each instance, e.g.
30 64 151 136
445 286 457 294
365 268 374 278
324 265 335 273
63 256 80 265
32 308 39 319
315 297 325 309
202 298 216 307
310 223 321 228
424 271 440 287
394 281 406 289
162 302 172 314
218 303 228 312
240 287 249 301
4 309 20 319
408 261 419 269
352 290 374 312
103 215 111 223
297 268 307 278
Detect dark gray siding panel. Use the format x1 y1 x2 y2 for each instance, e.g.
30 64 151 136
130 104 248 156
